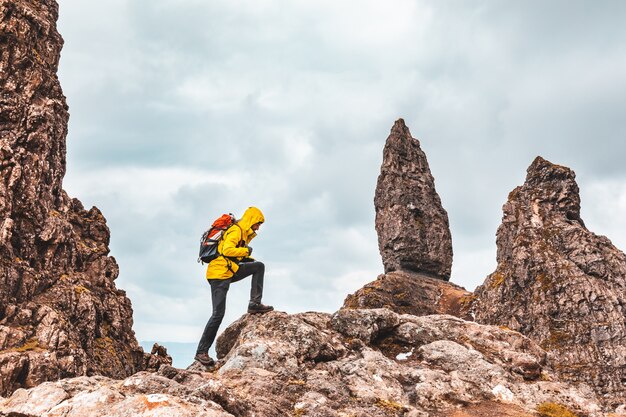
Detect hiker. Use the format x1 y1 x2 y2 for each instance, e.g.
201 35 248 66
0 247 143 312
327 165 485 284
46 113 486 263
195 206 273 366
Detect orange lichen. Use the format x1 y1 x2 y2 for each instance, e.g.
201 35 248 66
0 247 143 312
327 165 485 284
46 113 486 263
459 293 477 306
489 272 506 289
74 285 90 295
0 337 43 354
141 394 171 411
288 379 306 386
541 329 570 350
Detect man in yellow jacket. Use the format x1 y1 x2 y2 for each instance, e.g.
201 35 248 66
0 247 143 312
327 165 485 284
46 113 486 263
195 206 273 366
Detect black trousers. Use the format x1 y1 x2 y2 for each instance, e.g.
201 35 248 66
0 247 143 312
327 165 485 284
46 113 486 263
196 261 265 355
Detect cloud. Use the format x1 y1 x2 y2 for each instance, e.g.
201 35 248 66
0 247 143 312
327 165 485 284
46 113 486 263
57 0 626 358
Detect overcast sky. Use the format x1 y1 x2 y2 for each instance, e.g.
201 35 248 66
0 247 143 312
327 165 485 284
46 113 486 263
55 0 626 359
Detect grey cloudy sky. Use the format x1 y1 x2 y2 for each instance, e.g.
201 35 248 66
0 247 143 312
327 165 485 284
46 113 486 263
56 0 626 358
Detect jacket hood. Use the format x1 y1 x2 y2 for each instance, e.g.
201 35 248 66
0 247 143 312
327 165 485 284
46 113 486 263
239 206 265 233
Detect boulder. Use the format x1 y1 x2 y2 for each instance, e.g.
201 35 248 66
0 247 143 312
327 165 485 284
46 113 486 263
342 270 473 320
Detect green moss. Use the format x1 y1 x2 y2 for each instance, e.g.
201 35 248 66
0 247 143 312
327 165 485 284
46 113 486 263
536 402 578 417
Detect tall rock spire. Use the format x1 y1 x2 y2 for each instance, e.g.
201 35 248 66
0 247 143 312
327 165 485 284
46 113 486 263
474 156 626 407
374 119 453 280
0 0 166 396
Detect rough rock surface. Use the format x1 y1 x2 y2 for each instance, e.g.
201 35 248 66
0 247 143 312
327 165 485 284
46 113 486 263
474 157 626 408
343 270 473 320
1 309 612 417
375 119 453 280
0 0 163 396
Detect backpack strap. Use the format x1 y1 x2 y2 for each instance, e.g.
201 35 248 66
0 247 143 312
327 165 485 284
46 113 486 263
219 223 245 273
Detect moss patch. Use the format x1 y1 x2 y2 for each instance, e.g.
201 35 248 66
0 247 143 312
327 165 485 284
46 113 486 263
74 285 91 295
0 337 44 354
536 402 578 417
374 398 405 413
459 293 477 307
489 272 506 289
94 336 117 358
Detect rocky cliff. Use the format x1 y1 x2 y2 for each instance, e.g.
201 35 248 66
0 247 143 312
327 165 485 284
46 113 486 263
375 119 453 280
0 0 165 396
0 309 610 417
473 157 626 408
1 0 625 415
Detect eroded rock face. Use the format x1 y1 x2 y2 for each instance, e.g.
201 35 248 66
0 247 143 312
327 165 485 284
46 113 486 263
474 157 626 407
342 270 473 320
0 309 609 417
0 0 154 396
375 119 452 280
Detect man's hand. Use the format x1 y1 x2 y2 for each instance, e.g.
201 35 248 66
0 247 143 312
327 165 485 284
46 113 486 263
247 246 253 256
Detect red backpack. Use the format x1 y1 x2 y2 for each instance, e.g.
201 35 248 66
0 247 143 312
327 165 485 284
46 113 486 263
197 213 236 264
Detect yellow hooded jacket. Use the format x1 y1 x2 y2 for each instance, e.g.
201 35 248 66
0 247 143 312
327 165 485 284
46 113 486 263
205 206 265 279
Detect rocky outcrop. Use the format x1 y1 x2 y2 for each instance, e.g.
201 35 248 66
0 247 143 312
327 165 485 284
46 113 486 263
375 119 453 280
0 0 157 396
1 309 611 416
1 1 623 412
473 157 626 408
342 270 473 320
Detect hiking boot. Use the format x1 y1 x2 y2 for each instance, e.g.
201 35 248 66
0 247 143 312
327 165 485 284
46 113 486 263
194 352 215 366
247 302 274 314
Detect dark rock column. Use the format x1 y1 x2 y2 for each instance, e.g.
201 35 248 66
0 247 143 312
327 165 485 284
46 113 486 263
473 156 626 407
375 119 452 280
0 0 153 396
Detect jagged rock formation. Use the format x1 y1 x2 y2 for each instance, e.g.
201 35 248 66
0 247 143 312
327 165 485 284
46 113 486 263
0 0 162 396
1 0 623 413
0 309 610 417
343 270 473 320
474 157 626 408
375 119 453 280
